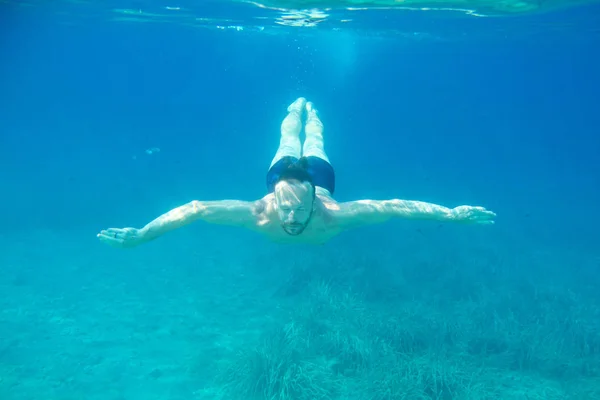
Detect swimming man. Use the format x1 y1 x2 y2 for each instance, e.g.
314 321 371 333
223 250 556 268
97 97 495 248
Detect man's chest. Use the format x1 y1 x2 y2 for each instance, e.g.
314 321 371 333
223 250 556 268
259 214 340 244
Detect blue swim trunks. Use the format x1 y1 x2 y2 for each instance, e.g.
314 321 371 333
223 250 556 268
266 156 335 195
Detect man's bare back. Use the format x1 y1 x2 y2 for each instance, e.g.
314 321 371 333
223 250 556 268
97 98 495 249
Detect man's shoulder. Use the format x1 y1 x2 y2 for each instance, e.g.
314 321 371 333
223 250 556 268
258 193 276 202
316 193 340 212
251 194 277 220
255 193 276 209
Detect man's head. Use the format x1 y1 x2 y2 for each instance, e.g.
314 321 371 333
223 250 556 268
274 157 316 236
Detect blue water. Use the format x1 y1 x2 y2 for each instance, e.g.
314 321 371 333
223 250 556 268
1 1 600 399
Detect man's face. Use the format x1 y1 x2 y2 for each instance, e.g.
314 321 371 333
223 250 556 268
274 180 315 236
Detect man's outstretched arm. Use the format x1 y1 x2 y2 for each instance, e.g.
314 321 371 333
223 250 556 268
97 199 259 248
336 198 495 229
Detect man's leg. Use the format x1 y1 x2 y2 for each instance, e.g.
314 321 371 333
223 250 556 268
269 97 306 168
302 101 330 162
302 101 335 195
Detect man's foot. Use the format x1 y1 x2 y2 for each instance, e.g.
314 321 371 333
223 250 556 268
287 97 307 114
306 101 318 120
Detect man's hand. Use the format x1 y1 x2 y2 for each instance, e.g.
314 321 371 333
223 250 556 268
450 205 496 224
97 227 146 248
